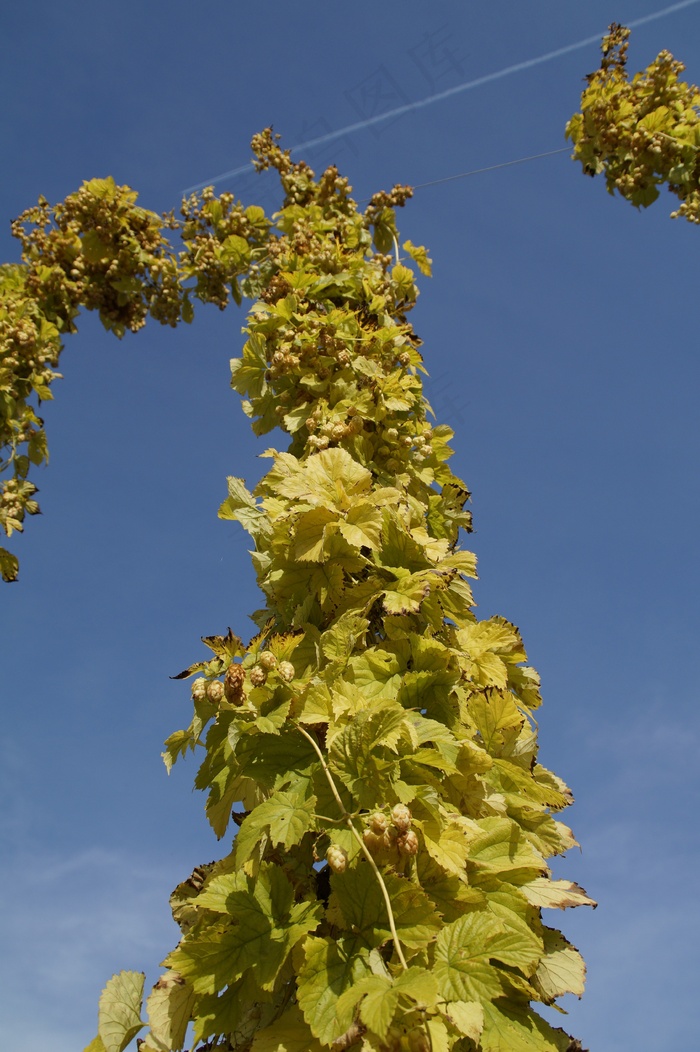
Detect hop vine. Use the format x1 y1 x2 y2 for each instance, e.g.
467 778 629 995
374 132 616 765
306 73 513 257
5 130 602 1051
567 23 700 221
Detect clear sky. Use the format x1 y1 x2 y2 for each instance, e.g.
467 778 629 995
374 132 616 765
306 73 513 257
2 2 699 1050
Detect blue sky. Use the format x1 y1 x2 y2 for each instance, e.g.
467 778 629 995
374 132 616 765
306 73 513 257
2 2 700 1049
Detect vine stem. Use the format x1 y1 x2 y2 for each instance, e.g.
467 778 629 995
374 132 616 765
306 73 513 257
297 724 409 971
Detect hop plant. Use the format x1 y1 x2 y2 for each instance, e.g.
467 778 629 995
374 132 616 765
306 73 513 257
326 844 348 874
191 678 208 701
258 649 277 671
397 829 419 856
205 680 224 704
6 128 602 1051
224 662 246 703
248 664 267 687
277 659 295 682
568 23 700 222
390 803 412 834
369 811 389 834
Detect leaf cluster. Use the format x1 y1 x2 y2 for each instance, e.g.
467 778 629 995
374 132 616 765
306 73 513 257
0 175 271 579
567 23 700 220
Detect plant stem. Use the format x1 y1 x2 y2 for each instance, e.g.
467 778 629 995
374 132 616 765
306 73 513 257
297 724 408 971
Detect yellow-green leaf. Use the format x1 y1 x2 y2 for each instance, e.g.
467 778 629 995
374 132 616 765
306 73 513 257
145 972 194 1051
98 971 145 1052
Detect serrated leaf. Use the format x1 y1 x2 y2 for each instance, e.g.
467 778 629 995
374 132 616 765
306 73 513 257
415 816 471 878
521 878 597 911
480 999 573 1052
468 817 547 884
98 971 145 1052
348 649 402 700
320 612 369 662
416 851 486 920
167 865 321 994
218 476 268 538
297 936 370 1044
329 865 441 950
272 447 372 510
534 928 586 1001
200 628 244 659
439 1000 484 1041
484 883 544 974
340 967 439 1040
251 1006 324 1052
0 546 19 582
426 1016 450 1052
329 705 408 807
192 970 268 1045
293 507 338 561
403 239 432 276
433 912 506 1002
468 690 523 753
382 574 430 615
233 790 316 865
338 501 383 550
144 972 194 1051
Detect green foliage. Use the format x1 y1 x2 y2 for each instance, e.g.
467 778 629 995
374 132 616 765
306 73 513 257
567 23 700 221
6 130 596 1049
0 175 271 579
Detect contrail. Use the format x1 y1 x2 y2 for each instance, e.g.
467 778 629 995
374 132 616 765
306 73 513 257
183 0 700 194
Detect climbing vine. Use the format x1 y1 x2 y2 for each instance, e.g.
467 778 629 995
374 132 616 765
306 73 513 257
30 130 588 1052
567 23 700 221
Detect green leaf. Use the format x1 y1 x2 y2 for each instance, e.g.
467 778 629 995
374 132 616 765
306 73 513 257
348 648 402 700
329 704 408 807
433 913 506 1002
468 690 523 754
192 971 269 1045
27 428 49 465
439 1000 484 1041
416 851 486 920
82 230 114 263
339 966 439 1040
403 240 432 276
218 476 268 538
329 865 441 950
484 883 544 975
320 612 369 662
167 865 321 994
297 935 370 1045
415 815 471 878
293 507 338 561
338 501 383 551
161 729 197 773
233 789 316 865
480 999 573 1052
382 573 431 615
467 818 547 884
270 448 373 511
250 1006 325 1052
98 971 145 1052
